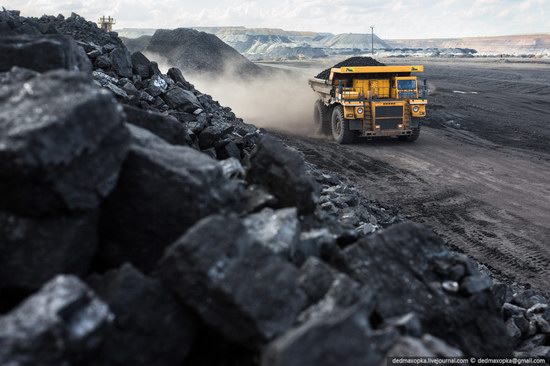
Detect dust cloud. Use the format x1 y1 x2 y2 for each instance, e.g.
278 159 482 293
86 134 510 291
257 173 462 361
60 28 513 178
144 51 320 136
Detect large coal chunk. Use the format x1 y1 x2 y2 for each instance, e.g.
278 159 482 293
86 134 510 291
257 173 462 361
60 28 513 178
109 47 133 78
123 105 193 146
337 223 513 357
162 86 202 112
0 70 130 216
131 51 151 79
0 209 98 291
0 275 112 366
263 305 388 366
167 67 193 90
100 126 239 272
87 264 195 366
0 34 92 73
248 136 320 214
199 122 234 149
159 215 307 346
243 207 300 259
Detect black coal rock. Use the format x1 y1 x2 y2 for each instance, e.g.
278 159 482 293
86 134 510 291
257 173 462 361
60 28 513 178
337 223 513 357
167 67 194 90
298 257 339 305
0 209 98 291
0 34 92 73
99 126 239 272
263 305 387 366
94 54 111 69
87 264 195 366
0 275 113 366
131 51 152 79
199 122 235 149
215 139 242 161
248 136 320 214
0 69 129 216
162 86 202 112
109 47 133 78
123 105 193 146
159 214 307 346
243 207 300 258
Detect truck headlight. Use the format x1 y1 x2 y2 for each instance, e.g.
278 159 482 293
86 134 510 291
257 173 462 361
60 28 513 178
413 106 420 113
357 107 364 114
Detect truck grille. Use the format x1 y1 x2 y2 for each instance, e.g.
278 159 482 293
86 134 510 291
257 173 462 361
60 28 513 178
375 106 403 130
378 119 402 130
376 106 403 118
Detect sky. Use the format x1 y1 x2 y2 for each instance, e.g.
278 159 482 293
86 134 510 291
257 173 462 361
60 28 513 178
2 0 549 38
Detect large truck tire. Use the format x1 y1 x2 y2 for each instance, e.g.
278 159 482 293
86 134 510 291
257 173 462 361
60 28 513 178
399 127 421 142
331 105 356 144
313 100 332 135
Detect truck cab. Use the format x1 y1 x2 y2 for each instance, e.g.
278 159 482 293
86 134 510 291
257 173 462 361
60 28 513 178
309 65 428 144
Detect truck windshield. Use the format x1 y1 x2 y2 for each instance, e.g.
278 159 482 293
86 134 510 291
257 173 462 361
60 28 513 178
398 80 417 90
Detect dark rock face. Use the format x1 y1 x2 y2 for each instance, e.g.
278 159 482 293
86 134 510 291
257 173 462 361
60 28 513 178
163 86 202 112
298 257 340 305
0 69 129 216
167 67 193 89
87 264 195 366
123 105 193 146
159 215 307 346
109 47 133 78
263 305 385 366
0 275 113 366
100 126 239 272
243 207 300 259
248 136 320 214
131 51 152 79
0 34 92 73
199 123 234 149
0 210 98 291
337 223 513 357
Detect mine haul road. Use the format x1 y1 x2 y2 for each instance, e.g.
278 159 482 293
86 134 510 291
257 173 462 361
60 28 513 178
281 59 550 293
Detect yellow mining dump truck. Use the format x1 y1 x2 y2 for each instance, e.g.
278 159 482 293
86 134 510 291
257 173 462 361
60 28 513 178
309 65 428 144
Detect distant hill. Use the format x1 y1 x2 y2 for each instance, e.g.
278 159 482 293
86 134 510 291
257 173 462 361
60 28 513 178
144 28 263 77
119 26 387 61
118 27 550 60
117 28 156 38
387 34 550 55
318 33 390 50
121 35 152 53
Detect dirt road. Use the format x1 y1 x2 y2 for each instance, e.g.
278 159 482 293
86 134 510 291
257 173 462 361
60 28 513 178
279 58 550 292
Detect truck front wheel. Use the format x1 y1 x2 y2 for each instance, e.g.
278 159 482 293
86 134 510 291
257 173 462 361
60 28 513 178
332 105 356 144
314 100 332 135
399 127 421 142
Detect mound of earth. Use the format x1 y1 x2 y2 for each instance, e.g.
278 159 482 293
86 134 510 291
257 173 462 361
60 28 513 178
315 56 385 79
121 35 152 53
145 28 263 77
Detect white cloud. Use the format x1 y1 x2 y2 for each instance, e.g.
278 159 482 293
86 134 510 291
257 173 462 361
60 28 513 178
2 0 549 38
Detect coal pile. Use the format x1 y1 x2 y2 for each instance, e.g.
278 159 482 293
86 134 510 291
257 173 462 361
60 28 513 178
121 34 152 53
0 9 549 365
315 56 386 79
145 28 263 77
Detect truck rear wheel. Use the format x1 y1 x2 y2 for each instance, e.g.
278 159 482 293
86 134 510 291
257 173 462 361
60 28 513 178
399 127 421 142
314 100 332 135
332 106 356 144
